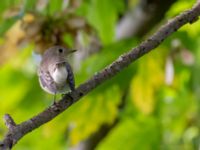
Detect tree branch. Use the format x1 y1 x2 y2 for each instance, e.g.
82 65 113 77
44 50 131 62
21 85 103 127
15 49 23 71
1 1 200 149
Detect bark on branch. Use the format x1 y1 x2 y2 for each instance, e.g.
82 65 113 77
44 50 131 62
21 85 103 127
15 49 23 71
1 1 200 149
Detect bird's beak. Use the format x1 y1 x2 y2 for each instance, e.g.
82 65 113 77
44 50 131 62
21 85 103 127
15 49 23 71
68 49 77 54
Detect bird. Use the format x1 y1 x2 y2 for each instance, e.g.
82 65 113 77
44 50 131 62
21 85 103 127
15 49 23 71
38 46 76 101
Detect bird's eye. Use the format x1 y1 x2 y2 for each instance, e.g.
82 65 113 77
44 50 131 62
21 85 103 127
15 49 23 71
58 48 63 53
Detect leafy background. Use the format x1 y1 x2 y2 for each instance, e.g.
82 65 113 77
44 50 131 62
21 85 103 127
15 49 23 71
0 0 200 149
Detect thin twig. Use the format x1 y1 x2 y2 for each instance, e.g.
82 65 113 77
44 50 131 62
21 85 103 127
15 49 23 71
4 114 16 132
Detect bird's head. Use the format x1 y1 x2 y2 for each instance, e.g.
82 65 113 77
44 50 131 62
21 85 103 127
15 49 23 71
44 46 76 60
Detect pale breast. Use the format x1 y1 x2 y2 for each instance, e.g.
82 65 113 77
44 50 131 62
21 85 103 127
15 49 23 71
52 66 68 85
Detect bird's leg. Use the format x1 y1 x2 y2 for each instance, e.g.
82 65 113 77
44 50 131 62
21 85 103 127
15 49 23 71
53 92 57 105
52 92 60 111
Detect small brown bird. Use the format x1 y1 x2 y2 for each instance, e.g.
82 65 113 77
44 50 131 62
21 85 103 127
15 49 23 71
38 46 76 97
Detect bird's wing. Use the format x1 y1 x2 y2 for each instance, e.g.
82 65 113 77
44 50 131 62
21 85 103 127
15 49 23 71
39 70 57 94
65 63 75 91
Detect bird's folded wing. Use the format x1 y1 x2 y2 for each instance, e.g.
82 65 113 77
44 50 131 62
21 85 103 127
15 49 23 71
66 63 75 91
39 70 57 94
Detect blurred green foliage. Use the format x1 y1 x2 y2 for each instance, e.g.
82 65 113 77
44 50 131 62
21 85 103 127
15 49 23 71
0 0 200 150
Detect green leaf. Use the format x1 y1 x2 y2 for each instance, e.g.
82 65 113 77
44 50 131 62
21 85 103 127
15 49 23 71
97 117 160 150
167 0 195 17
0 0 13 15
66 85 122 145
86 0 124 44
62 33 74 47
0 17 18 36
24 0 37 11
47 0 63 15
